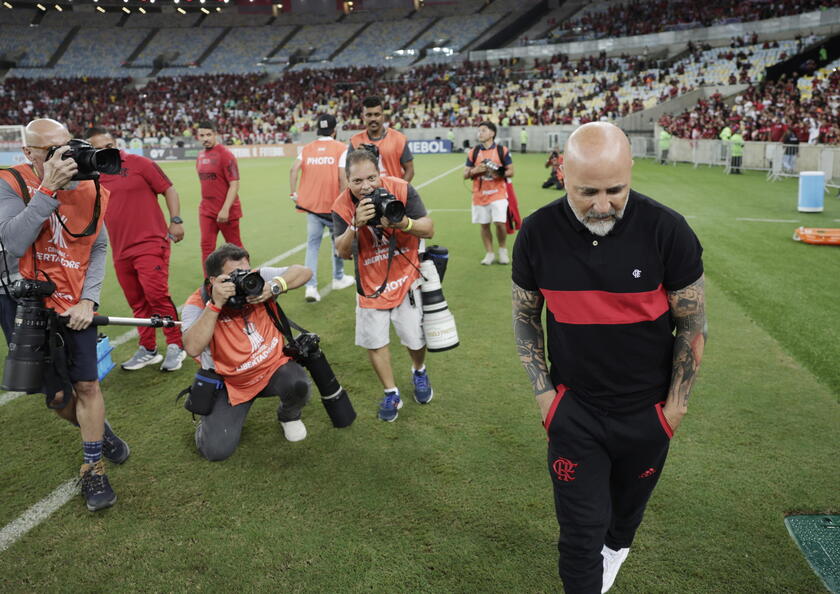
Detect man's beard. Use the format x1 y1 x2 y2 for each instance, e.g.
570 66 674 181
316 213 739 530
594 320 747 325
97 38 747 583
569 200 627 237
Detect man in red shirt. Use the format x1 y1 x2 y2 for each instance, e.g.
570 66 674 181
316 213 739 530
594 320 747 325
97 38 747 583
85 127 186 372
195 121 243 270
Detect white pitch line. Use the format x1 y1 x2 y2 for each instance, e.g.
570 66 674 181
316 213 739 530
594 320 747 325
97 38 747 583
736 217 800 223
0 480 76 553
0 163 465 554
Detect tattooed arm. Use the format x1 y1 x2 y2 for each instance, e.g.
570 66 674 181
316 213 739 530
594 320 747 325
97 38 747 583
512 281 556 421
663 274 708 432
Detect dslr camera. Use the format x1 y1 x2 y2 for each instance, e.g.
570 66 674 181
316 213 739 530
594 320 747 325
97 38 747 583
46 139 121 181
482 158 506 178
224 269 265 308
366 187 405 226
358 142 380 160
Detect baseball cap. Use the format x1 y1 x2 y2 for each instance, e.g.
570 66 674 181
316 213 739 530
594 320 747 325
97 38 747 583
316 114 337 135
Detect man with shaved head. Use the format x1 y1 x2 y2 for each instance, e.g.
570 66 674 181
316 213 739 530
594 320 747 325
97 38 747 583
0 118 129 512
512 122 707 593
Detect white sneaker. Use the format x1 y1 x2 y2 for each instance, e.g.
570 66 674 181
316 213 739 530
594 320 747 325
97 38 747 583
305 286 321 302
480 252 495 265
331 275 355 291
498 248 510 264
121 346 163 371
280 419 307 442
601 545 630 593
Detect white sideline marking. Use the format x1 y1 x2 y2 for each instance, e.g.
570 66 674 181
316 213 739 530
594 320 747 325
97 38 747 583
736 217 800 223
0 480 76 553
0 163 464 553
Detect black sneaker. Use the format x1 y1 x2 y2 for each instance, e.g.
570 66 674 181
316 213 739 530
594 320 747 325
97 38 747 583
79 459 117 512
102 420 130 464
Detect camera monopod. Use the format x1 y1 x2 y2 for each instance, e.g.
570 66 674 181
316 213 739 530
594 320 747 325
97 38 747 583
1 313 181 393
88 314 181 329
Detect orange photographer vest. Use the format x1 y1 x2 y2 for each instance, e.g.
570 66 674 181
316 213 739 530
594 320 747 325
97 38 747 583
349 129 408 179
470 144 509 206
332 176 420 310
185 290 291 406
0 164 110 314
296 138 347 215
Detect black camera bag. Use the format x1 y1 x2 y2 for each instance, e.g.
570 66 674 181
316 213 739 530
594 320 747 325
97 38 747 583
177 369 224 416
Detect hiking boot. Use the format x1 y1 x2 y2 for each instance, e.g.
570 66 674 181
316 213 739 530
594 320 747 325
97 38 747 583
377 390 403 422
412 368 434 404
102 420 130 465
121 346 163 371
601 545 630 593
305 286 321 302
160 344 187 372
79 459 116 512
331 275 355 291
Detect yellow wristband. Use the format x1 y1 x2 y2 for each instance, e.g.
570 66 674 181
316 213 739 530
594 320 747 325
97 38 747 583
274 276 288 293
403 218 413 232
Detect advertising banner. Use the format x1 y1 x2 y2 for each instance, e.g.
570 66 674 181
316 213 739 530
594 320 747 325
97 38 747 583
407 139 452 154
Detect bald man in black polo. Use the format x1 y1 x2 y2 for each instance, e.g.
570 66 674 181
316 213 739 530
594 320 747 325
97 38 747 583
512 122 707 593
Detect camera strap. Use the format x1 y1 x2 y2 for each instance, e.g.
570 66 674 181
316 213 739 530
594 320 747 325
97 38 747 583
352 230 398 298
54 178 102 238
262 299 309 345
43 309 75 410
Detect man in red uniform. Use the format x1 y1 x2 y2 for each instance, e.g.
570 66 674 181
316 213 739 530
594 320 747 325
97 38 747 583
288 114 355 303
341 96 414 182
85 127 186 372
195 121 243 270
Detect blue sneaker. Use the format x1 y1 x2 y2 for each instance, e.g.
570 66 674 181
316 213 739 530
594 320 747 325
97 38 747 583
412 368 434 404
378 390 403 422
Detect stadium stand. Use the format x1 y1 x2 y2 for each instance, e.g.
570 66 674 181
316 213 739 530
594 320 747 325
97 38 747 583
0 6 36 25
0 25 70 68
39 10 121 28
200 26 296 74
123 11 201 28
36 27 154 79
132 27 224 67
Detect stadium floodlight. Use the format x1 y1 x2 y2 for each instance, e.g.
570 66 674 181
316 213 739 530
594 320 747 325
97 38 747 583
138 6 145 12
177 6 185 12
215 6 220 10
36 3 45 10
122 5 129 12
3 1 12 8
96 5 104 11
200 6 208 12
200 0 204 3
54 3 62 10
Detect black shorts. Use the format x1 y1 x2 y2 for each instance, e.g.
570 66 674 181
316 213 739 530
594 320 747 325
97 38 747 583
63 324 99 383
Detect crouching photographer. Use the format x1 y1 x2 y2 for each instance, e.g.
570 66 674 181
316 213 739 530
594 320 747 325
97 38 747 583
332 148 435 422
0 118 127 513
181 243 314 461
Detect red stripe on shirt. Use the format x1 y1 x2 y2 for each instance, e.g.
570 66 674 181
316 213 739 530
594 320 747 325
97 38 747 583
541 284 669 325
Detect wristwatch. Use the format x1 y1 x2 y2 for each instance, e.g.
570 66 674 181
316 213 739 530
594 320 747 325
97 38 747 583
170 216 183 224
269 280 283 296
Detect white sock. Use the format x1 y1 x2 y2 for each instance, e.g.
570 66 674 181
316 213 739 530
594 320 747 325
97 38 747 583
413 365 426 373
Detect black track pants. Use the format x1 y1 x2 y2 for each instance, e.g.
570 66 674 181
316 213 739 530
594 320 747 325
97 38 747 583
544 387 672 594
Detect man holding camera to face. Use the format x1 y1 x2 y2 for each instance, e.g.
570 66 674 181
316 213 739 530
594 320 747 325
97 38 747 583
181 243 312 461
463 121 514 266
332 149 434 422
0 118 129 512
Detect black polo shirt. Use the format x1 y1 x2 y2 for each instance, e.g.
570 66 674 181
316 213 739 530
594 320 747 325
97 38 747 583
512 190 703 412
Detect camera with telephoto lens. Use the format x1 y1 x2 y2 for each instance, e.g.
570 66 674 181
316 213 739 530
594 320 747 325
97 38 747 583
46 139 121 181
1 278 56 392
366 187 405 226
482 158 506 178
224 268 265 308
418 246 459 352
283 332 356 428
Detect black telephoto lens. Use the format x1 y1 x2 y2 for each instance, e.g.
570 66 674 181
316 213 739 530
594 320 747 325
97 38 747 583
1 300 49 392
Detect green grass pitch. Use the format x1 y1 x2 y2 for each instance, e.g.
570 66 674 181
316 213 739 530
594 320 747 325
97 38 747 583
0 154 837 592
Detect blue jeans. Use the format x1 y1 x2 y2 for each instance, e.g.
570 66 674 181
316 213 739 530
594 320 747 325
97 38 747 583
305 213 345 288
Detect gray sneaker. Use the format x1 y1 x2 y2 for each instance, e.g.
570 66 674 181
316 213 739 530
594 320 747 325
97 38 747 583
160 344 187 372
121 346 163 371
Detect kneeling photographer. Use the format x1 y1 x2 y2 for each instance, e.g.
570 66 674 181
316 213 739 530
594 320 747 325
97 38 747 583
181 243 312 461
0 118 127 512
332 148 435 422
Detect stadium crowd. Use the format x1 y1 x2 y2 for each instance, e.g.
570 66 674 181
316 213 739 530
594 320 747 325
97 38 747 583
659 67 840 144
550 0 839 42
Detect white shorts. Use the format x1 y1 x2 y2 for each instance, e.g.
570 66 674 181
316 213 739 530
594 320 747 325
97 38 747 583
355 282 425 350
472 199 508 224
